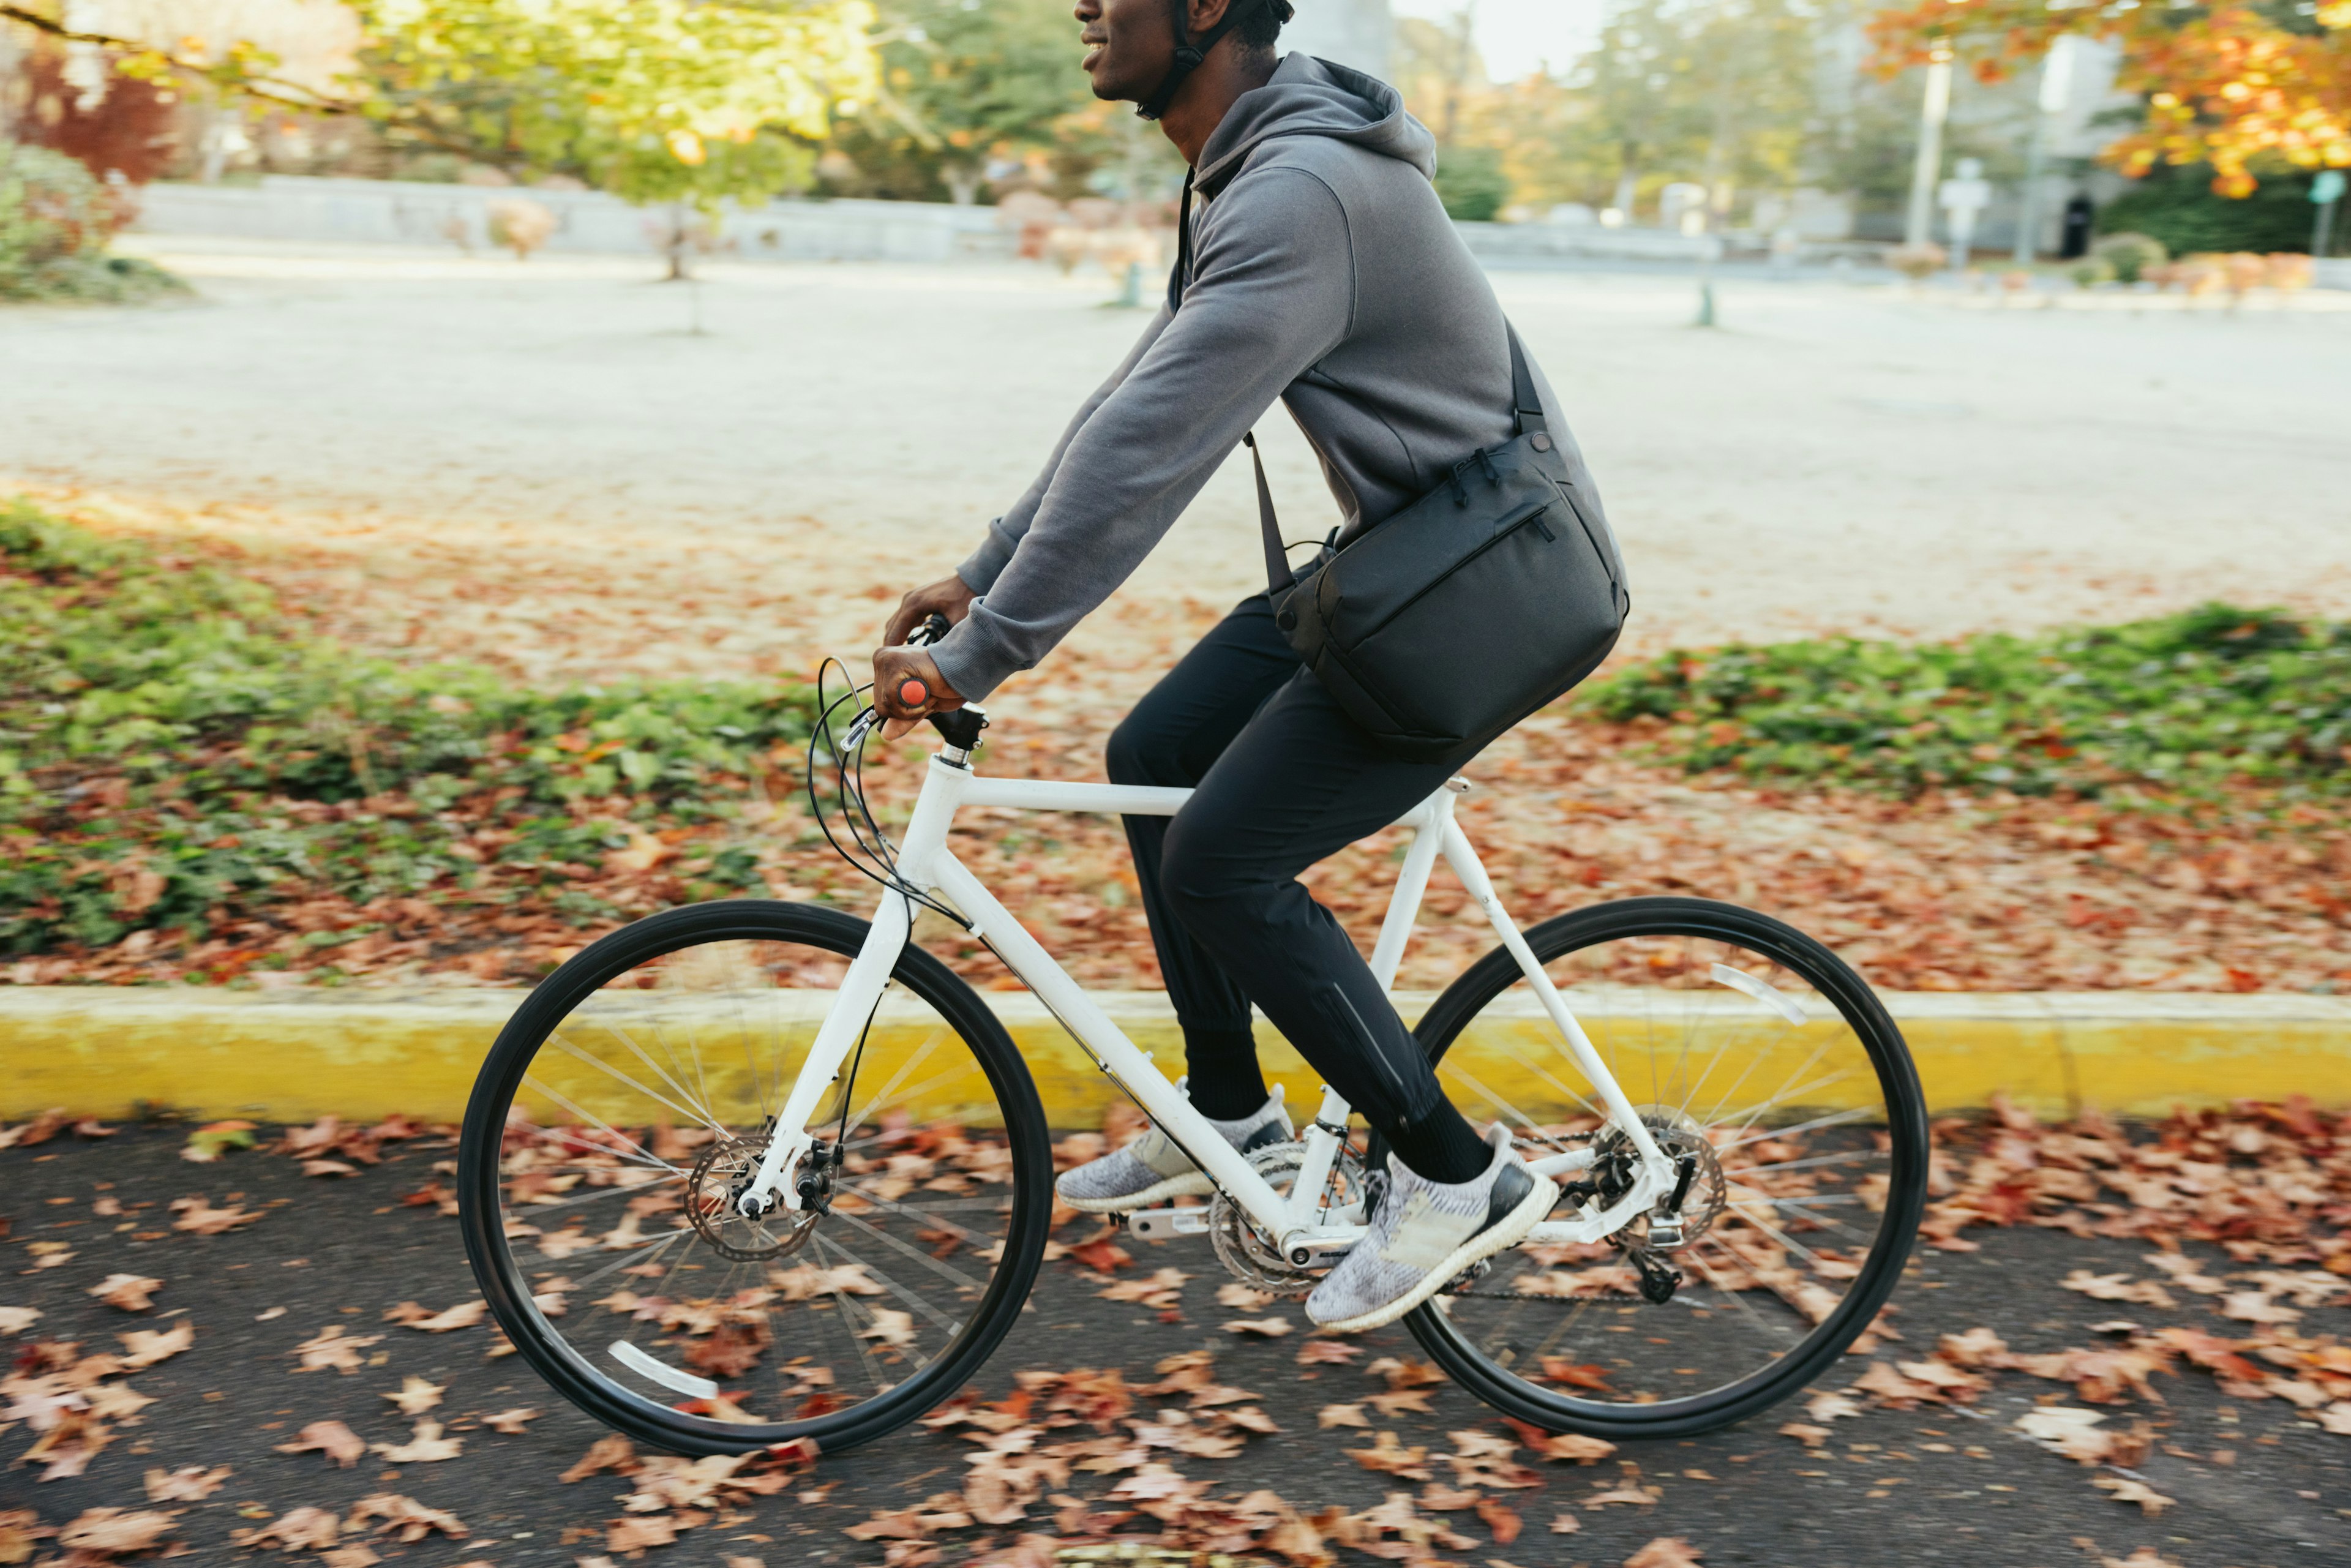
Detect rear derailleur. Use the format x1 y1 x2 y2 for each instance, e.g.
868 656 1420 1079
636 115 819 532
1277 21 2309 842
1580 1149 1698 1307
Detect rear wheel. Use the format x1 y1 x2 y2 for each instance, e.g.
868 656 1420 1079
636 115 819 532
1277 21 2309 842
1379 896 1927 1439
457 899 1051 1455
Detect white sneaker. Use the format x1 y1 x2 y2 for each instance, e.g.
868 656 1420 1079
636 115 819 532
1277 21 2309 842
1055 1084 1292 1213
1305 1125 1557 1333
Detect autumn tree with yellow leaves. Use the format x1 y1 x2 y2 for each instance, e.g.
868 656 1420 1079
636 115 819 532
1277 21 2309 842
1868 0 2351 195
1 0 881 208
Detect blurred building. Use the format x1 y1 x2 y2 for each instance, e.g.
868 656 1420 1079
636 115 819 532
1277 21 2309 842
1283 0 1393 83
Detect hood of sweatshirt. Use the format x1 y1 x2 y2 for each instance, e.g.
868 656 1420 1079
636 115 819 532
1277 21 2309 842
1193 52 1438 198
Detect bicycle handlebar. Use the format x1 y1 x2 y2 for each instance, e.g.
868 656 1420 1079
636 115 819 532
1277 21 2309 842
894 612 986 750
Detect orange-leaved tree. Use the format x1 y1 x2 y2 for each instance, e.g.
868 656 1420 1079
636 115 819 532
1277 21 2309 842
1867 0 2350 195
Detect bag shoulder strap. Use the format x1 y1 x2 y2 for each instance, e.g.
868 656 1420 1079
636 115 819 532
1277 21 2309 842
1506 323 1545 437
1246 432 1294 595
1166 169 1198 313
1253 320 1544 598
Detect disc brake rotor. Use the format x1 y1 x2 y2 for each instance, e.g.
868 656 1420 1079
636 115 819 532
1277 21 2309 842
685 1135 818 1262
1593 1107 1728 1252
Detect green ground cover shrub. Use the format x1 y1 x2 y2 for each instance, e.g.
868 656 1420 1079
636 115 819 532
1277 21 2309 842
0 141 186 304
1434 145 1511 223
2091 231 2165 285
0 501 817 958
2097 163 2321 257
1583 604 2351 803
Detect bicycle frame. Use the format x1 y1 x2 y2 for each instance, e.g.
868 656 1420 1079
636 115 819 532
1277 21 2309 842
744 727 1678 1267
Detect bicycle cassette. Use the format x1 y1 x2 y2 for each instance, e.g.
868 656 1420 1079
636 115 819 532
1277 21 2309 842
1593 1108 1727 1252
1208 1139 1371 1297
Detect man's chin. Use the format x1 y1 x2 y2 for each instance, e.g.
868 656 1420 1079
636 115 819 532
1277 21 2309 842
1082 58 1145 105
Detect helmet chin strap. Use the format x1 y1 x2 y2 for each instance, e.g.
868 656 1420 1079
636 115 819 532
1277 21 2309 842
1134 0 1264 121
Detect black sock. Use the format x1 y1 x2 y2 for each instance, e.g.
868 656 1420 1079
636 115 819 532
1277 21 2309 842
1183 1027 1270 1120
1385 1103 1490 1185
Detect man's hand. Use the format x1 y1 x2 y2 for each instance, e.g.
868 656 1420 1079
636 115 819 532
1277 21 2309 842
883 574 978 648
872 645 966 741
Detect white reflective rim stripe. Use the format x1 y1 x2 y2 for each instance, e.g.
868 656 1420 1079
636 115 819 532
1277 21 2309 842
609 1339 718 1398
1709 962 1809 1026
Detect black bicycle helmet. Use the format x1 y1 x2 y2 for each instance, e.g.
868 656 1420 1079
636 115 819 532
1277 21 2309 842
1135 0 1295 120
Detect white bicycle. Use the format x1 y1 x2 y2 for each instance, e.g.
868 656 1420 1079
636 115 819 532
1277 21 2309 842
459 662 1927 1456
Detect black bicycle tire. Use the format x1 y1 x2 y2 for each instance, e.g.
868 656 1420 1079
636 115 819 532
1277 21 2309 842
457 898 1053 1456
1380 895 1928 1440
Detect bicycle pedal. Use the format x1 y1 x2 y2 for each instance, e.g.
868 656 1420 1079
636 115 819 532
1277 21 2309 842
1126 1207 1212 1242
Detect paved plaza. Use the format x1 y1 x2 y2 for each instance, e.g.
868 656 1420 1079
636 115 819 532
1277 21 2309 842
5 237 2349 688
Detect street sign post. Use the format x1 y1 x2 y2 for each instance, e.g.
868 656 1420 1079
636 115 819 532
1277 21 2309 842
1940 157 1993 275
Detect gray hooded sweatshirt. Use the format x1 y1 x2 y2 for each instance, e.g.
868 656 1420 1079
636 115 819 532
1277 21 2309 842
928 51 1618 703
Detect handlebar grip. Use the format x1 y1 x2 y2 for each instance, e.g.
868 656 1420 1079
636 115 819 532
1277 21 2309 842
896 677 930 710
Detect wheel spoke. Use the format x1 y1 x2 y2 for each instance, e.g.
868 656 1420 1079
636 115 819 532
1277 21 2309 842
566 1227 692 1291
1687 1239 1801 1344
814 1232 966 1338
1412 918 1918 1423
1714 1105 1874 1155
590 1015 727 1134
520 1078 691 1178
505 1172 686 1220
809 1234 907 1390
482 926 1032 1446
838 1185 1007 1245
1735 1148 1876 1177
1436 1059 1578 1152
824 1206 989 1294
547 1032 733 1141
1488 1041 1608 1123
839 1035 957 1141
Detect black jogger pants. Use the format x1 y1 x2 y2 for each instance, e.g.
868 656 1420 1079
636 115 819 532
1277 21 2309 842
1106 593 1464 1138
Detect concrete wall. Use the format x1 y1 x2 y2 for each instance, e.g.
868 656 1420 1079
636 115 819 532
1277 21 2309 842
133 176 1016 264
132 174 1720 268
1453 220 1719 265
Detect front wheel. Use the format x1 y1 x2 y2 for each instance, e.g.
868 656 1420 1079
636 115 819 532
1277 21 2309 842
457 899 1052 1455
1383 896 1927 1440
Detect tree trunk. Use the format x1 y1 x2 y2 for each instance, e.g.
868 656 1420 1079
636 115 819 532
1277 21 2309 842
665 202 692 281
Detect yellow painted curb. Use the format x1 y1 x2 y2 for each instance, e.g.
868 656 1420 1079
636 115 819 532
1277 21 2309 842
3 986 2346 1125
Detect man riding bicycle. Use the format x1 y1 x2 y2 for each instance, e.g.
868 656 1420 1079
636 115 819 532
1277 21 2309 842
871 0 1626 1332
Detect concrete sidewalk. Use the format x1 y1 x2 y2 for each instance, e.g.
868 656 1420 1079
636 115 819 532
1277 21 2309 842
6 985 2344 1123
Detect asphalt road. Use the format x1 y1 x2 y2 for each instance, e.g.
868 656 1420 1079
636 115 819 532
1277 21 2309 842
4 1130 2344 1567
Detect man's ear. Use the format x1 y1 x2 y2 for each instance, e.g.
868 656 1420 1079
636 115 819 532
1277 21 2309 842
1185 0 1234 36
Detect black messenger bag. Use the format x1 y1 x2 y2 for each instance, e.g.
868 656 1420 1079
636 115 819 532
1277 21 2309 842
1251 327 1630 764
